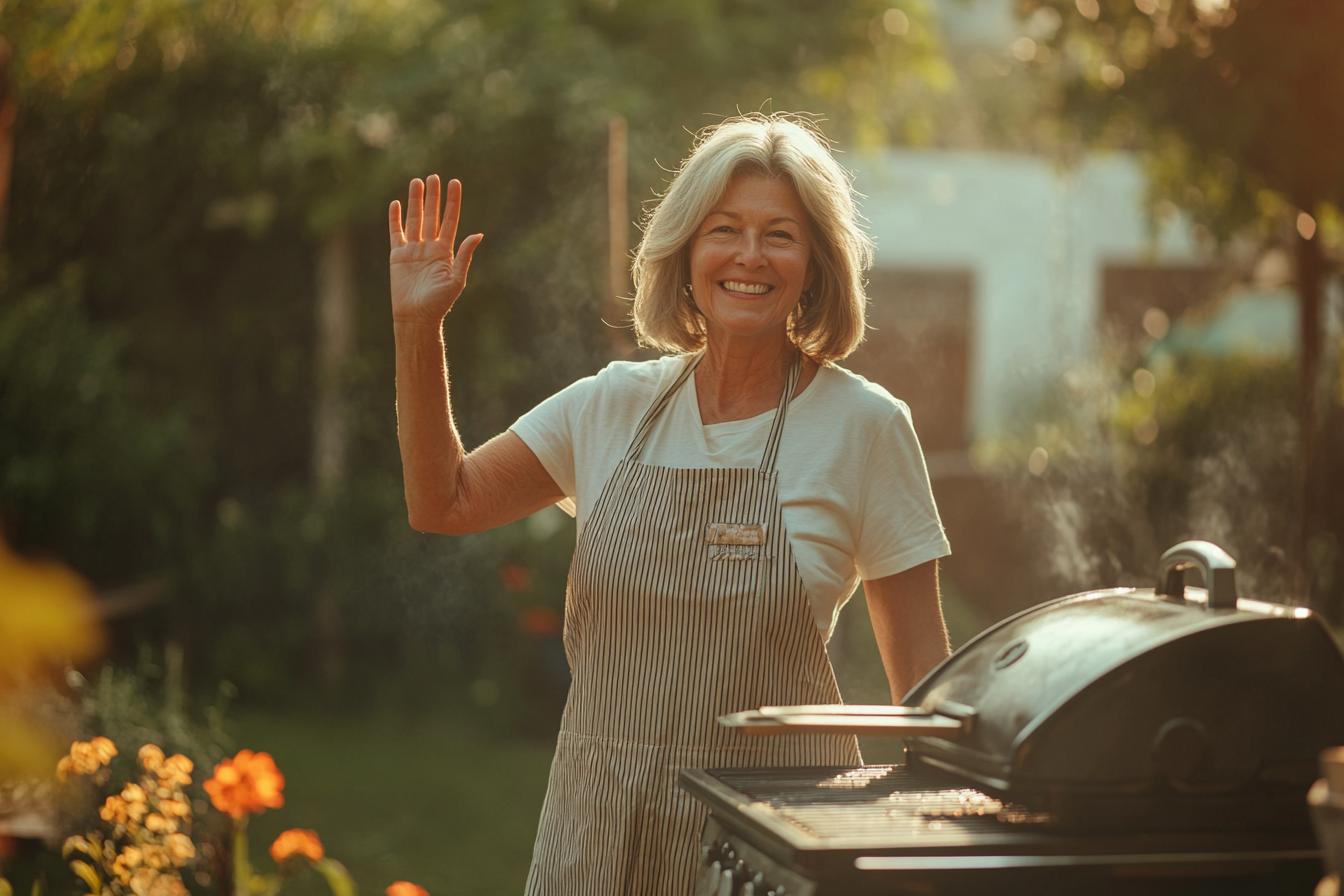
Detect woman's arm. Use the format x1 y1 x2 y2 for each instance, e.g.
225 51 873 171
391 176 565 534
862 559 951 704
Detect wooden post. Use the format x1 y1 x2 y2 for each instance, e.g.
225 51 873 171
0 37 16 246
606 116 634 356
312 222 354 690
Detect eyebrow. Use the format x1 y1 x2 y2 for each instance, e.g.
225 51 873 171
705 210 804 227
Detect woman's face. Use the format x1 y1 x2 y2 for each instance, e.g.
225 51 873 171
688 173 816 348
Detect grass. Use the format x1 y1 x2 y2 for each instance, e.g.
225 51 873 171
230 708 555 896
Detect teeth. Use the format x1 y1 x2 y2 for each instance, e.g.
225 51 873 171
723 281 770 295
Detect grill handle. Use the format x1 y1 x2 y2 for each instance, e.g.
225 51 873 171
1157 540 1238 610
718 702 975 739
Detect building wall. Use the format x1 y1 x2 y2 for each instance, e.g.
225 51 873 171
849 149 1207 440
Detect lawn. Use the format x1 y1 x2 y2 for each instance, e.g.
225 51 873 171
230 709 555 896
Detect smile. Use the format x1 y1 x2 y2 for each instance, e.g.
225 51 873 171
721 280 771 295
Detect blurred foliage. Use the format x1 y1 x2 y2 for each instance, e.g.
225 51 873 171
1010 0 1344 611
1015 0 1344 242
0 529 100 781
0 0 957 715
974 347 1340 604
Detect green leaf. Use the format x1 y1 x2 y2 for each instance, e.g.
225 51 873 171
62 835 101 863
69 861 102 896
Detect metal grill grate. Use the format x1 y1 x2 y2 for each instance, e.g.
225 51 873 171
708 765 1054 842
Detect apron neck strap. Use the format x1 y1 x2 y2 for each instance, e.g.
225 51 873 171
759 351 801 474
622 349 802 474
624 351 704 463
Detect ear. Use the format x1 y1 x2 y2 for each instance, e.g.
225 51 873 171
804 262 817 293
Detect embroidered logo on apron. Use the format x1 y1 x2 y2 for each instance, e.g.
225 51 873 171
705 523 764 561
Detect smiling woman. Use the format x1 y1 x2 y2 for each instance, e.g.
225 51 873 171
387 112 951 895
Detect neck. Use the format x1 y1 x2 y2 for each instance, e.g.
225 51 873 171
695 332 800 425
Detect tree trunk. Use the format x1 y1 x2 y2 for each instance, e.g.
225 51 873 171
1298 227 1326 604
312 222 354 691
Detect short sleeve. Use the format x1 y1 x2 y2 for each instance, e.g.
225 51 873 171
509 374 597 499
852 404 951 581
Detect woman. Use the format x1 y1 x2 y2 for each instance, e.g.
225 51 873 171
388 113 951 894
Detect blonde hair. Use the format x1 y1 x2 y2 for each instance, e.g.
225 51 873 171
630 113 873 361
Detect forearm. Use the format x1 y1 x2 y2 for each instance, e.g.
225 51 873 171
864 560 952 703
394 321 464 531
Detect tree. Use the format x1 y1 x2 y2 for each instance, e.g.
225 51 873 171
1 0 955 696
1018 0 1344 607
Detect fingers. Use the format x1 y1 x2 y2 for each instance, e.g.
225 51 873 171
388 200 405 249
391 176 464 249
442 178 463 249
455 232 484 279
405 178 425 242
426 175 442 241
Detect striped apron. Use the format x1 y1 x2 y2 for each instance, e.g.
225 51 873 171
525 351 860 895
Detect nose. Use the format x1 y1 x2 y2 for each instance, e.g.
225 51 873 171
734 232 766 267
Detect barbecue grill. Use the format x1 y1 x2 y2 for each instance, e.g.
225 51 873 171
684 541 1344 894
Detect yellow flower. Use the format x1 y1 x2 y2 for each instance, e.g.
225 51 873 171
0 534 102 689
101 795 129 824
0 533 102 780
68 738 117 776
158 797 191 818
138 744 165 773
128 867 156 896
141 845 171 870
111 845 144 884
166 833 194 865
144 813 176 835
160 754 192 786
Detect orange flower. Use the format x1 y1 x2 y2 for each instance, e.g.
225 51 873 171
387 883 428 896
203 749 284 819
270 829 324 863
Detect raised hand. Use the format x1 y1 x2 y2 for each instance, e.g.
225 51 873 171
389 175 483 328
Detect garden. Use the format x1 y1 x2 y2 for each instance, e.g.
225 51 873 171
4 0 1344 893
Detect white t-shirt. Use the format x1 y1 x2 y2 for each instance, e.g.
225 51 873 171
510 355 950 641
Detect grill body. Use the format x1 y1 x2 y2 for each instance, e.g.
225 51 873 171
680 764 1323 895
681 544 1342 893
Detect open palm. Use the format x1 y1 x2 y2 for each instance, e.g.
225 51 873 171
389 175 483 327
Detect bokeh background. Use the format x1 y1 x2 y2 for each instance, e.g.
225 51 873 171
2 0 1343 892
